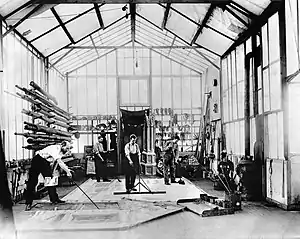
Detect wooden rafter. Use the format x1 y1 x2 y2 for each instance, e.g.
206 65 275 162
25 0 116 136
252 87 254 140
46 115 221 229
225 6 249 27
191 4 216 45
33 0 230 3
94 3 104 29
51 7 75 44
3 4 44 38
162 3 171 29
130 4 136 45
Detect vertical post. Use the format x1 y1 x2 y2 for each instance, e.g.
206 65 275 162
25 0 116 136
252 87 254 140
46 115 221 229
147 115 150 151
116 50 121 173
252 37 258 116
66 73 70 113
219 57 224 154
44 57 49 92
278 1 290 204
0 18 4 132
245 53 251 157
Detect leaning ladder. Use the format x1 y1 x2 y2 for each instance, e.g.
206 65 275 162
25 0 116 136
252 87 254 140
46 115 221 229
195 92 212 164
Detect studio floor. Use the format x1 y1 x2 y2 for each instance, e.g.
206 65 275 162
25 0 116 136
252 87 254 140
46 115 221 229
11 176 300 239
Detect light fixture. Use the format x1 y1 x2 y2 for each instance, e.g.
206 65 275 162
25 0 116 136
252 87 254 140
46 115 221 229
122 5 128 11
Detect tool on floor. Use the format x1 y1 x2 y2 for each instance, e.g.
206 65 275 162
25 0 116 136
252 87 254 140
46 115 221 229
71 180 100 210
113 165 166 195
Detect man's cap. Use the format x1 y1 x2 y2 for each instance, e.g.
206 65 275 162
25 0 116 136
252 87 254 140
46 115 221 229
130 134 137 139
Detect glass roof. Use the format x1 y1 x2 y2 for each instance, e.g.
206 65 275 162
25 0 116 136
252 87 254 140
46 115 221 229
0 0 272 74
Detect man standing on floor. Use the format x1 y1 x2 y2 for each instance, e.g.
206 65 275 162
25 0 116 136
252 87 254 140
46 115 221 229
124 134 141 193
24 141 73 211
93 135 111 182
163 135 180 185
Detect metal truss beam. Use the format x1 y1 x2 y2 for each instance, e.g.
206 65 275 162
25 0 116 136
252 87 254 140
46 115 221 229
159 3 234 41
4 0 38 20
31 5 104 43
230 1 257 19
68 40 131 74
33 0 230 3
47 15 128 58
66 45 205 49
90 35 100 57
191 4 216 45
225 6 249 27
162 3 171 29
137 13 220 57
135 40 203 75
223 1 282 58
130 3 136 47
51 7 75 44
94 3 104 28
49 48 74 69
3 4 44 38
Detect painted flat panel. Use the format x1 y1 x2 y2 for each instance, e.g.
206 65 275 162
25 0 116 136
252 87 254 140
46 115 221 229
290 156 300 205
266 158 287 205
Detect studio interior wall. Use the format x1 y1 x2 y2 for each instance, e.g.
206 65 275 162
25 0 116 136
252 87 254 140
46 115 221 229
220 11 290 206
68 47 203 153
2 31 66 162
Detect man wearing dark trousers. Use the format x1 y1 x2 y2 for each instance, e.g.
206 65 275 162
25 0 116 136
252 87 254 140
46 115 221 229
24 141 73 211
93 135 111 182
124 134 141 193
164 135 180 185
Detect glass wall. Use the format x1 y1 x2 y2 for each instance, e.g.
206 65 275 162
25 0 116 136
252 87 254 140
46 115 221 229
262 13 284 160
2 32 64 161
68 48 202 153
221 43 245 157
220 12 283 161
285 0 300 155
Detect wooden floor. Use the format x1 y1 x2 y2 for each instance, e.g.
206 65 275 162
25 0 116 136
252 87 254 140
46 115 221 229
11 177 300 239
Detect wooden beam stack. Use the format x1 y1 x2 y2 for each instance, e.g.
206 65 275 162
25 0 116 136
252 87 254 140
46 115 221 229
15 81 73 151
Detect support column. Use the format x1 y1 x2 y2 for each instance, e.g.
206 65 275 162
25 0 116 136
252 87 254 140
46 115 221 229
44 57 49 92
66 73 70 113
278 1 290 205
147 115 150 151
0 18 4 131
116 50 121 174
244 53 251 157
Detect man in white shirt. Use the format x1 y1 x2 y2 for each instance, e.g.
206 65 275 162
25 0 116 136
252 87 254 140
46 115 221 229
24 141 73 211
124 134 141 193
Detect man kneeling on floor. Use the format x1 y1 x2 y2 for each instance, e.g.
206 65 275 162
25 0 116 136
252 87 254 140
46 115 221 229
24 141 73 211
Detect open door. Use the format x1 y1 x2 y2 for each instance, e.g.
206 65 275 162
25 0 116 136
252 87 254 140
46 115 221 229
119 108 149 174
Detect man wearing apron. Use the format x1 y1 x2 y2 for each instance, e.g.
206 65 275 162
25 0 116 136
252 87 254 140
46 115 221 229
93 135 111 182
24 141 73 211
124 134 141 193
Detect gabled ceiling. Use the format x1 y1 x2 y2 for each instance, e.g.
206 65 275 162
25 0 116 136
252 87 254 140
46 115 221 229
0 0 272 74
